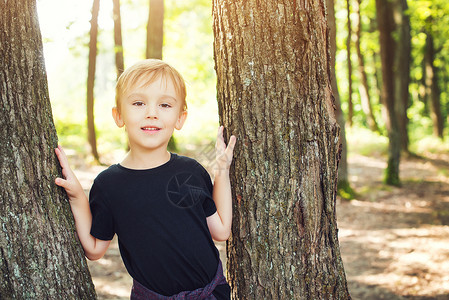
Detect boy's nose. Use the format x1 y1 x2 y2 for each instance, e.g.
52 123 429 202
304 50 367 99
146 105 158 119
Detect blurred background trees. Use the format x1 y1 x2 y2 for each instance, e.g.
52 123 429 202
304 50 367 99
37 0 449 184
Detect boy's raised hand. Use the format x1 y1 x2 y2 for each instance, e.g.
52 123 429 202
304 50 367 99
55 145 84 201
215 126 236 172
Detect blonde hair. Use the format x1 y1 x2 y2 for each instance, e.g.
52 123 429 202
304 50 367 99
115 59 187 111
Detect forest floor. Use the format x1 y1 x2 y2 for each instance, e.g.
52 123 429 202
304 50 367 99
73 151 449 299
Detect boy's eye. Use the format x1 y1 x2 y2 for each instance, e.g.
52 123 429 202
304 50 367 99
132 101 145 106
160 103 172 108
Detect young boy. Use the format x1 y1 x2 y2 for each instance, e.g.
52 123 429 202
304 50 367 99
55 59 236 299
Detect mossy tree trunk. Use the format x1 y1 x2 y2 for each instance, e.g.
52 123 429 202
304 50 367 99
0 0 97 298
213 0 351 298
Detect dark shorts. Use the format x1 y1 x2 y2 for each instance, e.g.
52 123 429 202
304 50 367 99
130 260 230 300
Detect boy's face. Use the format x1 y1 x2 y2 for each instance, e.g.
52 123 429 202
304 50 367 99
112 76 187 154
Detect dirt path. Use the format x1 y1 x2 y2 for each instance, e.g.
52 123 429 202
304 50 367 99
76 153 449 299
338 153 449 300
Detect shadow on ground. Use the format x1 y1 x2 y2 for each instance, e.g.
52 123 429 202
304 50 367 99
338 153 449 299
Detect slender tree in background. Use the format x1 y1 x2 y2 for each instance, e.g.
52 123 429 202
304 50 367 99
146 0 177 151
146 0 164 60
87 0 100 162
346 0 354 127
366 15 383 126
355 0 379 132
395 0 411 152
423 20 444 139
112 0 125 79
373 50 382 105
327 0 353 198
0 0 96 298
375 0 402 185
213 1 351 298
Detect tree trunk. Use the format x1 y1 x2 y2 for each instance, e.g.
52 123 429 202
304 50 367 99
87 0 100 162
355 0 379 133
327 0 353 198
394 0 411 152
424 29 444 139
113 0 125 79
146 0 164 60
0 0 96 298
375 0 401 185
146 0 176 151
346 0 354 127
373 50 382 106
213 1 351 298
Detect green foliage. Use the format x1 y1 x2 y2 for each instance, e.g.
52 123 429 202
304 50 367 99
408 0 449 132
332 0 449 145
346 127 388 157
337 180 357 200
40 0 449 170
40 0 219 159
411 135 449 155
167 136 178 152
54 118 87 153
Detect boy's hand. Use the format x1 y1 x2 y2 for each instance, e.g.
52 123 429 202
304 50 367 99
215 126 236 172
55 145 84 201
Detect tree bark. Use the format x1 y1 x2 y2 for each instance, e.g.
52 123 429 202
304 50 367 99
375 0 401 185
354 0 379 133
0 0 96 298
146 0 176 151
213 1 351 298
146 0 164 60
394 0 411 152
113 0 125 79
424 29 444 139
327 0 352 197
346 0 354 127
87 0 100 162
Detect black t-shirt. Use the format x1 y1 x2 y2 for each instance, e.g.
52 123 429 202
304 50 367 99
89 153 230 298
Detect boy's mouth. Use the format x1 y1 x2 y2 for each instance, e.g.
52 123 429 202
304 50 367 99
141 126 161 132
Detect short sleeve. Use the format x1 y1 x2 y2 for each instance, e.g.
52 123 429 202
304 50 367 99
89 181 115 240
199 166 217 217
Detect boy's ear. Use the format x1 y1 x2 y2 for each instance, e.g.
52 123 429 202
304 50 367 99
112 107 125 128
175 110 188 130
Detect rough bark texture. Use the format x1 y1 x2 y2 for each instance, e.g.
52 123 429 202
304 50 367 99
113 0 125 79
375 0 401 185
87 0 100 162
213 1 350 299
0 0 97 298
146 0 164 60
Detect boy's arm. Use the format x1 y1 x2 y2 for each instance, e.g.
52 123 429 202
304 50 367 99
206 126 236 242
55 146 110 260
